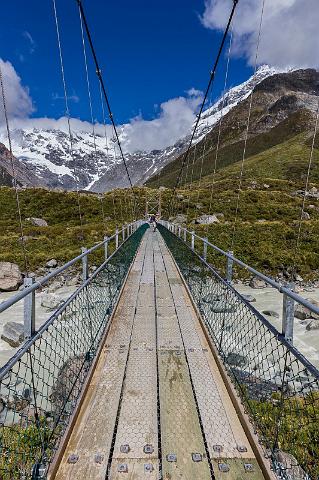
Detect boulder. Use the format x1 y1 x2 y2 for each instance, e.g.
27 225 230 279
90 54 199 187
242 294 256 302
195 203 203 210
210 302 236 313
65 275 81 287
176 194 184 200
263 184 270 189
195 214 219 225
0 262 23 291
47 281 64 293
275 451 307 480
46 259 58 269
1 322 25 347
226 352 247 368
294 298 319 320
301 211 310 220
173 214 187 225
26 217 48 227
41 293 64 311
306 319 319 331
159 186 168 191
6 395 29 412
249 276 267 289
262 310 280 319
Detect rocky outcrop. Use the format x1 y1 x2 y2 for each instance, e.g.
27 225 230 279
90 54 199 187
0 143 42 187
294 298 319 320
306 319 319 331
45 259 58 268
275 451 307 480
1 321 24 347
172 214 187 225
0 262 23 291
195 214 219 225
41 293 64 310
262 310 280 318
249 277 268 289
26 217 48 227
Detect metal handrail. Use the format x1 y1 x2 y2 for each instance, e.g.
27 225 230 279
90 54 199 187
0 220 145 379
162 220 319 317
0 221 141 314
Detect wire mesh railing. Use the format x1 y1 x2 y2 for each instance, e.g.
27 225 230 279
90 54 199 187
158 223 319 480
0 223 148 479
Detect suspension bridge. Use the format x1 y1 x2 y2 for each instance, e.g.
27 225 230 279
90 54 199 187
0 0 319 479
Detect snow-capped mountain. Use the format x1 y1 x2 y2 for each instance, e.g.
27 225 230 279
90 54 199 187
0 66 279 191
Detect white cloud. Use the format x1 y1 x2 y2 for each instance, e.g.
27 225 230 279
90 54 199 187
0 58 203 153
0 59 34 120
201 0 319 69
124 92 203 152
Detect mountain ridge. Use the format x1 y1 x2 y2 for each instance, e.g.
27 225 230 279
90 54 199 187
0 65 279 191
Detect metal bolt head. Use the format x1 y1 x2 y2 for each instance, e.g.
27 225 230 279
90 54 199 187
166 453 177 462
31 463 47 478
144 463 154 472
192 453 202 462
67 454 79 464
117 463 128 472
213 444 223 453
94 453 104 464
237 445 248 453
244 463 254 472
143 444 154 454
120 444 130 454
218 463 230 472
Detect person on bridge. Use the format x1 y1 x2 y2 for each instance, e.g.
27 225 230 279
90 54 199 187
149 214 157 232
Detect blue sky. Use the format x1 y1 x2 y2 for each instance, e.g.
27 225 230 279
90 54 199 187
1 1 316 152
0 0 252 124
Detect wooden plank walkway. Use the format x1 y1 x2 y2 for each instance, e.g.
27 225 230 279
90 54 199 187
52 229 265 480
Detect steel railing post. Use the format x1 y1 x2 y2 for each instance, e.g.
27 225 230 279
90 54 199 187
183 228 187 242
282 283 295 344
24 277 35 339
203 237 208 261
81 247 88 283
122 225 125 243
104 236 109 260
115 228 119 249
178 226 181 237
226 251 234 283
191 231 195 250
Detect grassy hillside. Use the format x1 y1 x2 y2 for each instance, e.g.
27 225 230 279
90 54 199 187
0 187 147 272
1 183 319 280
146 111 315 189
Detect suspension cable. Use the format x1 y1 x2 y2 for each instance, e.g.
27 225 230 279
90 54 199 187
168 0 239 218
230 0 265 251
0 64 29 275
291 98 319 278
205 28 234 235
52 0 84 238
98 81 118 222
78 6 107 230
193 69 221 208
76 0 137 219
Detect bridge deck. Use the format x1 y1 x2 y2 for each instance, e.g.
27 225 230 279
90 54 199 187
52 230 265 480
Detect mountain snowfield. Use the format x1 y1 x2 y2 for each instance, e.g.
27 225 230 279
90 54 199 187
0 65 280 192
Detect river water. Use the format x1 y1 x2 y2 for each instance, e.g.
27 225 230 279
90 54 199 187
0 283 319 370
